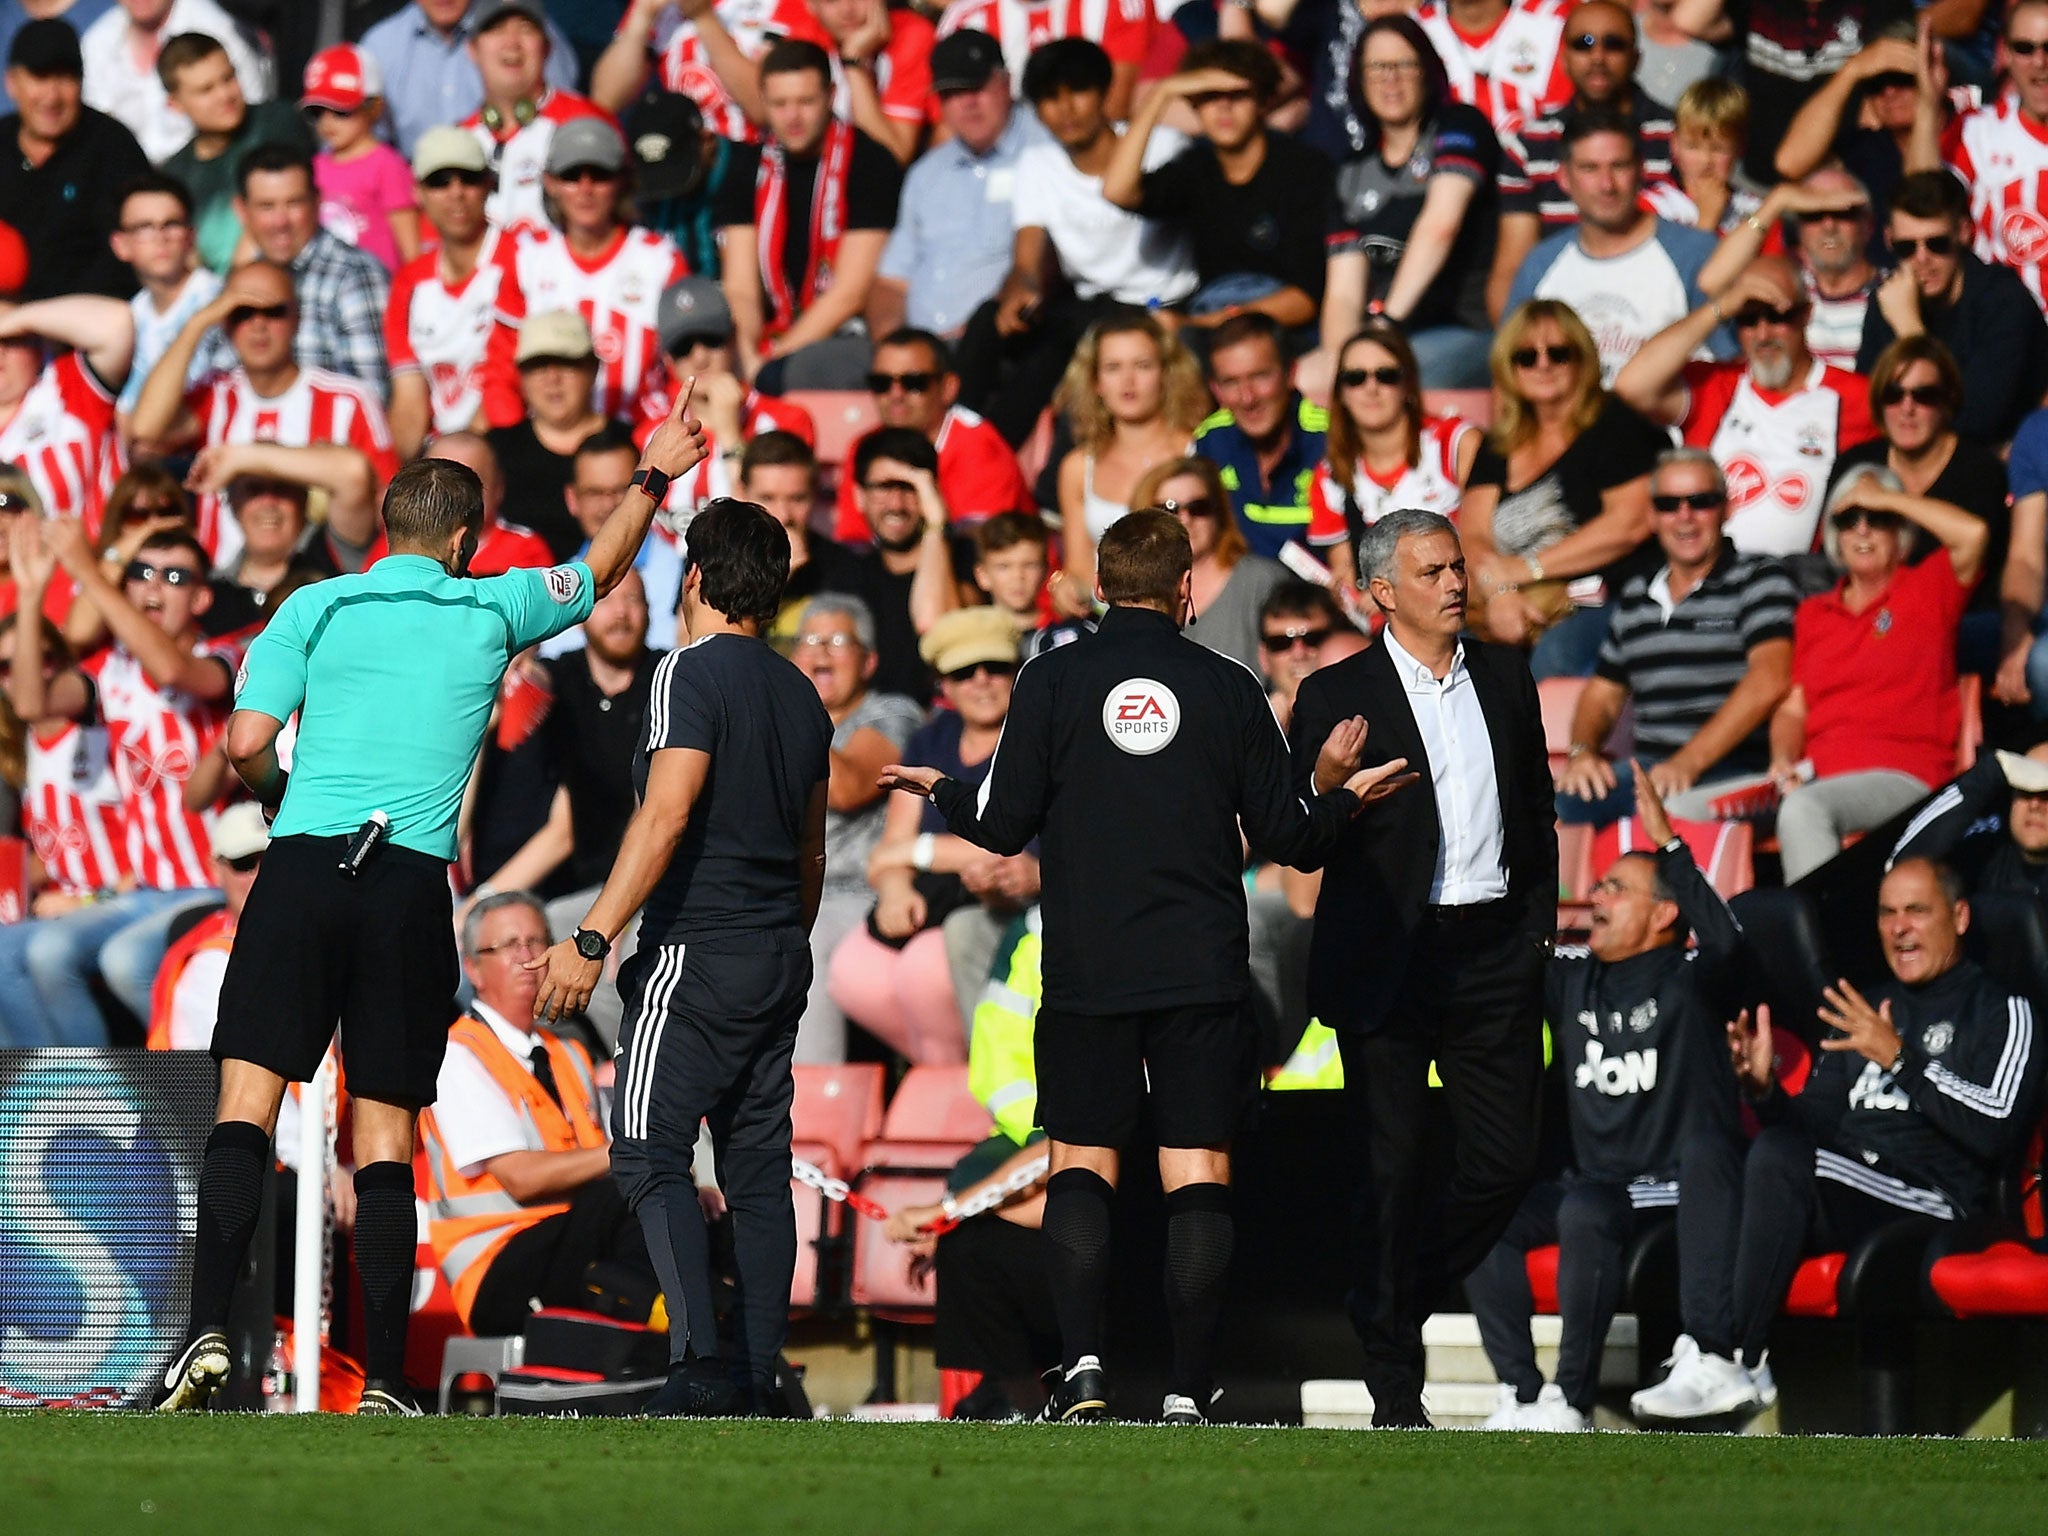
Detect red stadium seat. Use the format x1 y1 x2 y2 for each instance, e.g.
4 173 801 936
1422 388 1495 429
1526 1244 1561 1314
1783 1252 1846 1317
1596 816 1755 898
1538 677 1586 777
789 1138 835 1311
783 390 879 470
792 1063 886 1182
848 1170 948 1314
1928 1241 2048 1318
877 1065 993 1144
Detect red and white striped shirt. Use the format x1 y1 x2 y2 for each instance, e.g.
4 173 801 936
1943 99 2048 314
0 353 119 527
85 638 240 892
1307 415 1475 547
641 0 813 143
515 225 688 423
936 0 1151 89
386 226 526 436
186 367 400 566
463 88 617 234
23 720 125 896
786 7 936 127
1414 0 1571 138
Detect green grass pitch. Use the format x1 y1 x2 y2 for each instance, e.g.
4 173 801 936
7 1416 2048 1536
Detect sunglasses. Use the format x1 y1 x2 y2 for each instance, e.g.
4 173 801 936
1566 30 1632 51
551 165 619 184
126 559 202 586
1147 496 1219 519
422 168 489 190
1338 365 1405 388
862 478 917 497
1890 234 1956 258
1879 383 1950 409
225 303 291 328
2008 36 2048 55
1261 625 1332 652
1651 491 1726 514
223 851 265 874
943 659 1017 683
1730 303 1805 330
0 492 31 515
304 103 365 119
1829 507 1906 533
1188 86 1256 107
1868 70 1916 90
1511 344 1575 369
796 632 860 651
867 370 937 394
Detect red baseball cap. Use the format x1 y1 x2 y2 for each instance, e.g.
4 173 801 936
301 43 383 113
0 221 27 298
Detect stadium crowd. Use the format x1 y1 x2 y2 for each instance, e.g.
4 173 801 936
2 0 2047 1427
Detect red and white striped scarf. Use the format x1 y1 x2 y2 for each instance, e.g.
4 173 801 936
753 119 854 345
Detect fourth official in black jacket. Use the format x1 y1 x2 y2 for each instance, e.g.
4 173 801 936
1287 507 1557 1428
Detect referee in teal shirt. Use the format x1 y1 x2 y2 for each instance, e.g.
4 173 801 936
158 386 708 1416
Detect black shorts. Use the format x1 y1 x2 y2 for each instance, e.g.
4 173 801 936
1033 1001 1257 1150
212 833 457 1105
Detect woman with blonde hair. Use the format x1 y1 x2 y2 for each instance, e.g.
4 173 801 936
1460 299 1666 678
1128 456 1290 673
1051 311 1208 617
1307 323 1479 601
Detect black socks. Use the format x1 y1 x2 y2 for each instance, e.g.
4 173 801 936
352 1161 416 1386
1163 1182 1234 1403
186 1120 271 1338
1041 1167 1114 1369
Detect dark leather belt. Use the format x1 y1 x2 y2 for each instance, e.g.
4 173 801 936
1422 898 1511 923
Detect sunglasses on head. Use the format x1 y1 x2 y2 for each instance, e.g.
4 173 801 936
1651 490 1726 514
1261 624 1332 652
943 658 1017 683
1566 30 1632 50
126 559 202 586
867 370 937 394
1890 234 1956 258
1147 496 1218 519
422 167 489 190
1730 303 1804 330
2008 36 2048 55
552 164 619 185
1510 344 1575 369
225 303 291 328
1338 365 1405 388
1879 382 1950 409
1830 506 1905 533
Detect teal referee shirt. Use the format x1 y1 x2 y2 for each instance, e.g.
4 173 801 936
234 554 597 860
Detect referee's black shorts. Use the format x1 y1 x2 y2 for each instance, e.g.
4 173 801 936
212 833 457 1105
1034 1001 1257 1150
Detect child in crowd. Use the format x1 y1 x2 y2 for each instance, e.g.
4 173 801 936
302 44 420 274
973 513 1085 659
1652 78 1763 238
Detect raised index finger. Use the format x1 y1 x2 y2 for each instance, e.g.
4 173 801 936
673 373 698 422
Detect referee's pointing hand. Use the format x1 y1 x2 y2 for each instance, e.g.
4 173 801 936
640 374 710 480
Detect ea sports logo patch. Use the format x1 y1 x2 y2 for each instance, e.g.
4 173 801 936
1103 678 1180 755
545 565 581 604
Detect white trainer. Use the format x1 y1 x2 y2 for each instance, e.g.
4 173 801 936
1747 1354 1779 1409
1630 1335 1762 1424
1523 1382 1591 1432
1478 1382 1527 1430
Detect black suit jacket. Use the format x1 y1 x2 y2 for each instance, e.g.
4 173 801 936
1288 636 1557 1034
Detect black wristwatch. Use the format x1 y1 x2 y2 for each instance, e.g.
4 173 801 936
572 927 611 962
628 466 671 505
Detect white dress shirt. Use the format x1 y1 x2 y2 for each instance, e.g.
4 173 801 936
433 1000 553 1177
1380 628 1509 906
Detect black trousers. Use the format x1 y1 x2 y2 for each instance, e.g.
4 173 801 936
1676 1123 1953 1362
1339 909 1545 1415
933 1215 1061 1384
469 1176 653 1338
1466 1178 1667 1411
954 294 1126 447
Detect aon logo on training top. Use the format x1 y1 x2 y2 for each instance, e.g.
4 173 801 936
1848 1060 1912 1113
1576 1040 1658 1096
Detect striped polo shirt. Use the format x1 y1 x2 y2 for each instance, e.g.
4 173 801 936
1594 540 1799 772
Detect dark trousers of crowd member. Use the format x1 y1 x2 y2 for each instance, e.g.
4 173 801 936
1676 1124 1956 1365
955 294 1127 448
1465 1179 1675 1412
1339 908 1545 1418
609 933 811 1407
934 1216 1061 1415
469 1177 656 1338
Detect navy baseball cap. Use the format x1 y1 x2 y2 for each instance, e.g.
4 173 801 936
9 18 83 78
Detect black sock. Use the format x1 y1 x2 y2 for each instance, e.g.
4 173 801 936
187 1120 271 1338
1163 1183 1234 1402
1041 1168 1114 1370
353 1161 416 1386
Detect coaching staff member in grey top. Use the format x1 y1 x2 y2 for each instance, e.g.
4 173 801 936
531 498 833 1418
884 510 1413 1424
1289 507 1557 1428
